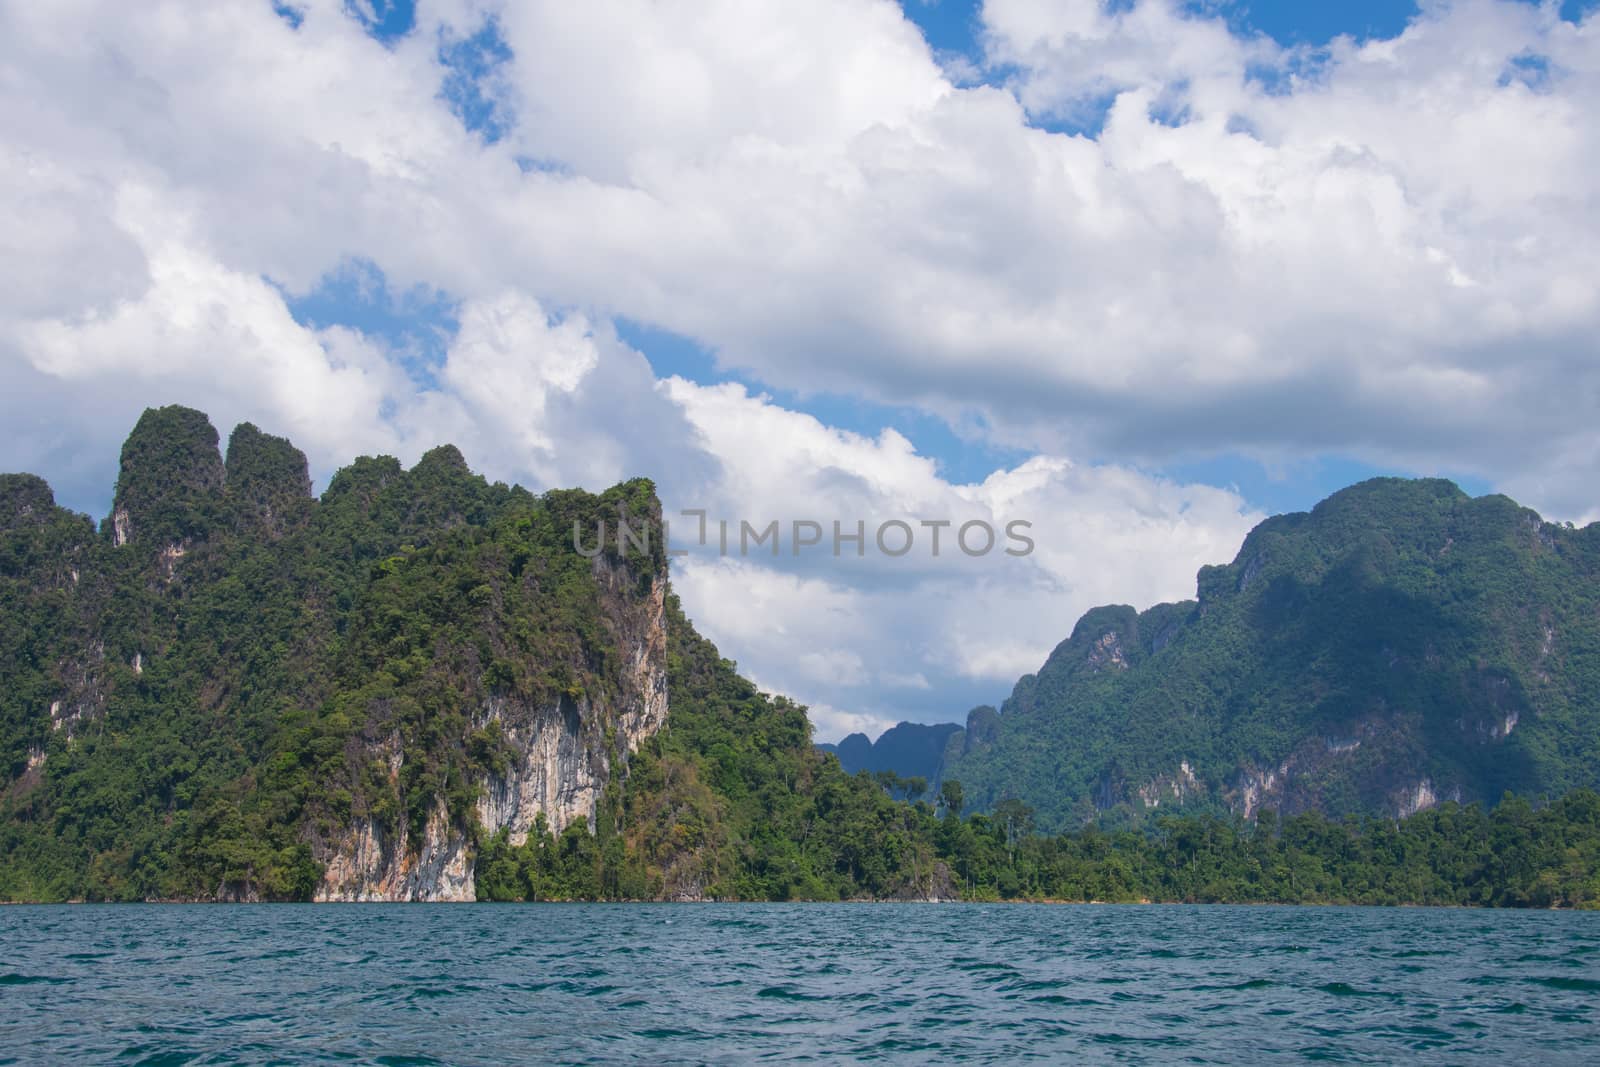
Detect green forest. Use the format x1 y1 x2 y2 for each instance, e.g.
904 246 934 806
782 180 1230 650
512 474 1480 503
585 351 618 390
474 594 1600 908
943 478 1600 831
3 407 1599 908
479 605 1600 908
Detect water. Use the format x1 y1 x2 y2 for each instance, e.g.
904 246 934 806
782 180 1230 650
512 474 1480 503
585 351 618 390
2 904 1597 1064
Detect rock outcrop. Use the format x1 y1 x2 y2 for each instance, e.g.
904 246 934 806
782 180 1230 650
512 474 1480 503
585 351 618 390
108 404 226 548
223 422 312 538
473 517 669 840
317 799 476 902
312 475 672 900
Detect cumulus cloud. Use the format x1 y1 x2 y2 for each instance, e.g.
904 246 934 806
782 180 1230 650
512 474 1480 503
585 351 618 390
0 0 1594 736
982 0 1274 120
436 0 1598 518
662 377 1260 732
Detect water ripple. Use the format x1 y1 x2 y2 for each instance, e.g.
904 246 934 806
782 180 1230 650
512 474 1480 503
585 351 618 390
1 904 1598 1063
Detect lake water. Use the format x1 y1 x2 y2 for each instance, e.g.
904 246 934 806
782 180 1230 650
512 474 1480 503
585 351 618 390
2 904 1597 1064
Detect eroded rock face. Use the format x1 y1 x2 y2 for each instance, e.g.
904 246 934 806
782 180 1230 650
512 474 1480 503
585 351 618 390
478 555 669 838
316 799 475 903
315 544 670 901
1137 760 1203 809
475 694 602 844
51 640 109 742
1220 714 1476 820
1086 630 1129 672
1234 758 1295 820
1393 779 1460 819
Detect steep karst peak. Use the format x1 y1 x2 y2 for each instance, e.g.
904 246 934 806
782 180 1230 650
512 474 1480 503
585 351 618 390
108 405 225 547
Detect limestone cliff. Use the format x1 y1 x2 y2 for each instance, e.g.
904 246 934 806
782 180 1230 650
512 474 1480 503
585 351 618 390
316 798 475 902
317 550 670 900
1 405 675 902
473 562 669 843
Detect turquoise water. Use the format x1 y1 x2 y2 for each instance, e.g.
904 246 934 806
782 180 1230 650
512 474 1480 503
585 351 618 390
1 904 1597 1064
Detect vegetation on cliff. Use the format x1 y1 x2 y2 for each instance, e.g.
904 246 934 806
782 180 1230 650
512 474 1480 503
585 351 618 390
477 596 942 902
0 407 658 900
3 408 1598 907
940 478 1600 832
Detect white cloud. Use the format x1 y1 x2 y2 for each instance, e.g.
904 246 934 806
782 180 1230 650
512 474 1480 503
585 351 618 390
662 378 1260 737
796 702 902 749
9 182 411 479
982 0 1273 120
8 0 1596 511
471 0 947 182
0 0 1596 738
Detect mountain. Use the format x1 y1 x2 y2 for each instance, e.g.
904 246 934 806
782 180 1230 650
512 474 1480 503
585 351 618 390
0 406 945 903
817 721 962 784
7 414 1599 906
941 478 1600 832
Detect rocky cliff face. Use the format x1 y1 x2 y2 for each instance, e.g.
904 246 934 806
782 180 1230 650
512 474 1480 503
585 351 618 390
315 553 671 901
309 724 486 902
317 799 476 902
473 564 669 843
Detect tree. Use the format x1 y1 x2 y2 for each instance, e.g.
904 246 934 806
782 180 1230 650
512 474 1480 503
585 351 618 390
939 779 964 819
993 798 1035 859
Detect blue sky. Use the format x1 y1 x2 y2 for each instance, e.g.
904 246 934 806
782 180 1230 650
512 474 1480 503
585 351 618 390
280 0 1506 519
904 0 1424 56
904 0 1597 54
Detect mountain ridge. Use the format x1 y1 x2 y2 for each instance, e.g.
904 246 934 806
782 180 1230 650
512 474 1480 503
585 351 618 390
7 410 1600 906
817 721 961 786
810 477 1600 834
933 476 1600 830
0 406 958 903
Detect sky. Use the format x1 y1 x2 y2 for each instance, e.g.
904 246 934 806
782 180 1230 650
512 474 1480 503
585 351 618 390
2 0 1597 742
